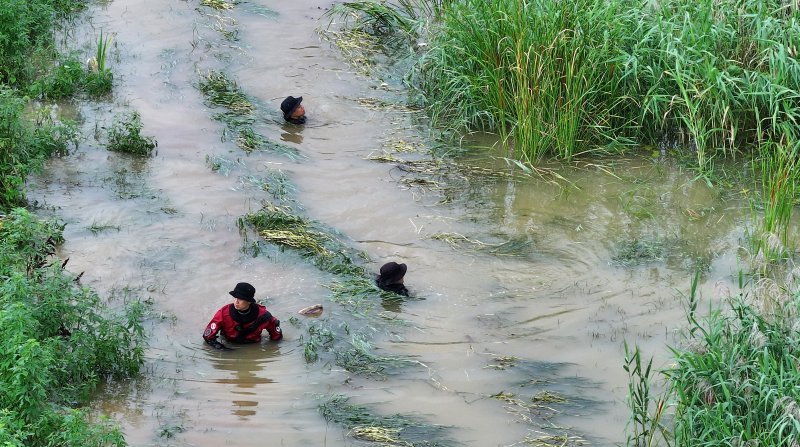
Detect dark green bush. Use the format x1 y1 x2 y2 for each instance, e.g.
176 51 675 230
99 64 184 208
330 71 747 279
106 111 157 156
0 88 79 210
0 208 145 446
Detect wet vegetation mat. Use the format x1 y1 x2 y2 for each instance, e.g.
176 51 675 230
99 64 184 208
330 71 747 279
320 395 452 446
197 70 302 159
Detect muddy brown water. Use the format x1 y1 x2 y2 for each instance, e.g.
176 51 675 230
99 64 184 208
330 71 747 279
26 1 750 446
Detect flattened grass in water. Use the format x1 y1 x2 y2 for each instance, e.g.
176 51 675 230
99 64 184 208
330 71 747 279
241 205 367 276
320 395 450 446
431 232 532 257
336 332 421 379
197 70 254 115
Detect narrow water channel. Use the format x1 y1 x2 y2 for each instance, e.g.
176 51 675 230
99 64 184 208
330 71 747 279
28 1 749 446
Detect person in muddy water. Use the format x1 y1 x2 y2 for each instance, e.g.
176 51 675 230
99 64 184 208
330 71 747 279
203 282 283 351
280 95 306 125
376 261 409 297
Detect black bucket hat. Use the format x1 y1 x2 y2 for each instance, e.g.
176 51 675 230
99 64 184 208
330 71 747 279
280 95 303 119
229 282 256 303
379 262 407 283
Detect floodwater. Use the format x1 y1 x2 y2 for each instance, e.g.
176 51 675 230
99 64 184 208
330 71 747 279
27 1 751 446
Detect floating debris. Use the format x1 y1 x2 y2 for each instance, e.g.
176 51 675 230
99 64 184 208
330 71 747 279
298 304 324 316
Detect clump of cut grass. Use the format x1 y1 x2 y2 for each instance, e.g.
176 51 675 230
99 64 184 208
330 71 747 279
205 154 241 176
323 0 434 53
242 171 295 203
200 0 235 10
242 205 330 254
319 395 450 446
197 70 254 115
485 355 518 370
318 29 380 77
336 333 421 379
300 320 335 362
240 205 367 275
105 111 157 156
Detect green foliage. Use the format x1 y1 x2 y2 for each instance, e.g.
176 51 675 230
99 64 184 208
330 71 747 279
84 30 114 96
106 111 158 156
626 272 800 446
749 129 800 268
29 57 85 99
0 89 79 211
0 208 145 446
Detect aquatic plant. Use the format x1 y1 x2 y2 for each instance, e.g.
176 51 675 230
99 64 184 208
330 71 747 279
625 270 800 446
749 128 800 268
335 332 421 378
84 30 114 96
106 111 158 156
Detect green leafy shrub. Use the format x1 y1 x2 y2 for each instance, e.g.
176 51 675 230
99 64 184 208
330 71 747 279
106 111 157 156
0 208 145 446
28 57 85 99
0 88 78 210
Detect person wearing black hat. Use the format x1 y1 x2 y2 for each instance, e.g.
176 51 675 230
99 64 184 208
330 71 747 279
376 262 409 296
202 282 283 350
280 95 306 125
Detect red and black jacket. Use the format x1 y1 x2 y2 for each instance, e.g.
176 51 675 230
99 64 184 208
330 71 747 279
203 303 282 344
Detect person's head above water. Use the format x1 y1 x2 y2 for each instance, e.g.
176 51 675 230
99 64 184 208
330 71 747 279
229 282 256 311
280 95 306 125
378 262 407 286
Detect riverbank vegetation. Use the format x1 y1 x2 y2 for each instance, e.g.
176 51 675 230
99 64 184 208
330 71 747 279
1 0 146 445
327 0 800 173
325 0 800 445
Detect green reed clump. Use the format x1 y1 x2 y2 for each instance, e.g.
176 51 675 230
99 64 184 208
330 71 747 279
106 111 158 156
749 128 800 268
84 30 114 96
0 208 145 446
626 272 800 446
387 0 800 169
414 0 636 162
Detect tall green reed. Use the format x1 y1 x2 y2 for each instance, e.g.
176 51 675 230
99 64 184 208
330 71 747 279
415 0 636 162
626 270 800 446
748 127 800 269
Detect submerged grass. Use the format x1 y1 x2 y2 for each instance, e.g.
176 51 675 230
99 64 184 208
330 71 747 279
320 395 450 446
430 232 533 257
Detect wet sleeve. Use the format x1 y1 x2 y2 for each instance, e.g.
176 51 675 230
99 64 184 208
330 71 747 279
203 308 225 342
260 314 282 341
